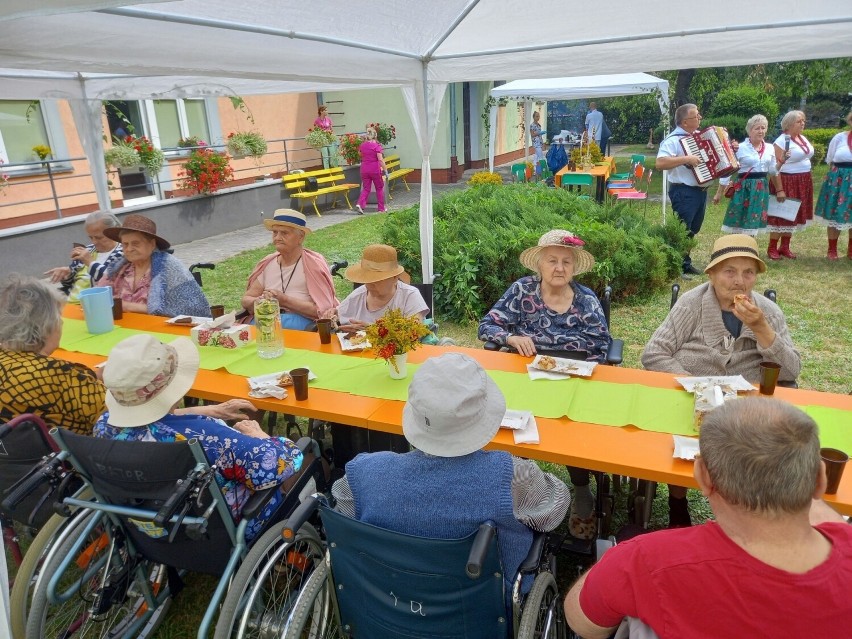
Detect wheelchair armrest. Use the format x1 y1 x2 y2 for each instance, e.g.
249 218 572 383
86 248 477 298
482 340 502 352
516 532 547 575
606 338 624 366
241 485 280 522
778 380 799 389
330 260 348 278
466 521 497 579
282 494 321 541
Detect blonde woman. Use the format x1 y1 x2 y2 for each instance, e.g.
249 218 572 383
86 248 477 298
355 127 387 214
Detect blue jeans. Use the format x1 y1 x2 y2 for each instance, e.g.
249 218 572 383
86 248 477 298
249 313 315 331
668 183 708 271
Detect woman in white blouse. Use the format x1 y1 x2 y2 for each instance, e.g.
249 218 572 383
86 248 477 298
814 111 852 260
713 114 786 235
767 110 813 260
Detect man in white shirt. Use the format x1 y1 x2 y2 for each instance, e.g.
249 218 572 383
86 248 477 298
585 103 604 144
655 103 706 276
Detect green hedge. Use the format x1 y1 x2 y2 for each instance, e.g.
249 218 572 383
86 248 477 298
382 184 693 322
804 128 844 146
709 86 779 128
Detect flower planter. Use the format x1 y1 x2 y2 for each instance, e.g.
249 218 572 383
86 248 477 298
118 164 146 176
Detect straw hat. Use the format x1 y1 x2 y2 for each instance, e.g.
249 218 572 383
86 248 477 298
103 335 200 428
103 214 170 250
263 209 312 234
345 244 410 284
519 230 595 276
402 354 506 457
704 235 767 274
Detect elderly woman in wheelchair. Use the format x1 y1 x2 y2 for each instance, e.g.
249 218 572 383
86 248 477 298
266 353 571 638
478 230 614 542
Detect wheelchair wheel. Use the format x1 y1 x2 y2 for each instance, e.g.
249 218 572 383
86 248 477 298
26 511 171 639
215 523 327 639
283 558 342 638
517 572 567 639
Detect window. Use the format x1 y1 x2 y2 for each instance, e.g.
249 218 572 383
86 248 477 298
0 101 51 167
151 99 211 148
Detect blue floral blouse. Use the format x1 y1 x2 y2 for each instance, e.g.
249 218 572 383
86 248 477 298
478 276 611 362
94 413 303 541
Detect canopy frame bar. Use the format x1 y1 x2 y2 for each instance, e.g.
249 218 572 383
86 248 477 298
424 0 482 59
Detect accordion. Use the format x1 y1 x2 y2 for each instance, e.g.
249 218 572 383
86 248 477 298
678 126 739 184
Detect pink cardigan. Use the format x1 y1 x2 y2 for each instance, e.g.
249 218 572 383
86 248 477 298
246 248 339 319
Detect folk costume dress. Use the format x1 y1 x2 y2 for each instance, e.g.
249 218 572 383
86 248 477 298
769 133 814 232
721 139 780 235
814 131 852 231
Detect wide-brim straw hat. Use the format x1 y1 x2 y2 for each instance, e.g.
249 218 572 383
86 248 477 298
402 353 506 457
345 244 410 284
519 229 595 276
263 208 311 233
103 335 200 428
103 213 170 250
704 235 767 274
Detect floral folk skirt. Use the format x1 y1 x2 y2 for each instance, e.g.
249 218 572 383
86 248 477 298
814 165 852 230
722 178 769 235
766 171 813 232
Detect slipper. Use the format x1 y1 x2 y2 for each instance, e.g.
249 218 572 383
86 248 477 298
355 204 364 214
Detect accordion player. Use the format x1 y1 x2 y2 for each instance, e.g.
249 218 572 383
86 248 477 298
679 127 740 184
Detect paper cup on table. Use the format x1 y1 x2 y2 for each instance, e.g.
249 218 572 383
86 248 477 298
112 297 123 320
210 304 225 319
821 448 848 495
316 319 333 344
290 368 310 401
758 362 781 395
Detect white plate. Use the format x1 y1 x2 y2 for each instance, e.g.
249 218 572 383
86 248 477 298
166 315 211 327
247 369 317 390
675 375 755 393
673 435 700 461
529 355 597 378
336 331 371 352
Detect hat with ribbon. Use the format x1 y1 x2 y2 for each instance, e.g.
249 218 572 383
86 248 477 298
103 214 171 250
263 209 312 234
519 229 595 276
344 244 410 284
103 334 200 427
704 235 767 274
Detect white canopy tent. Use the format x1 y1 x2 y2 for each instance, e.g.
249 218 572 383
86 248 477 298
1 1 850 282
489 73 671 218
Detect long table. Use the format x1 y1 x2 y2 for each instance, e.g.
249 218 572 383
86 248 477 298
57 307 852 515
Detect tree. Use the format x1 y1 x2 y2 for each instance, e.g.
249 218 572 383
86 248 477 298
673 69 696 107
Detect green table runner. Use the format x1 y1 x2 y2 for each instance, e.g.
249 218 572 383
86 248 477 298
60 319 851 449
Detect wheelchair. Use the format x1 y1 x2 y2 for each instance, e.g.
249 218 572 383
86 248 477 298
263 494 569 638
23 428 322 639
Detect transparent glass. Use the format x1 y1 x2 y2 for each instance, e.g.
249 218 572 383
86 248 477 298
152 100 181 148
254 297 284 359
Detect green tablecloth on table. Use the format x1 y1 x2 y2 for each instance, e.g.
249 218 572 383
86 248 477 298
60 319 851 450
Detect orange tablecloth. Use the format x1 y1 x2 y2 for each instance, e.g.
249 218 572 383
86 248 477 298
554 156 615 188
57 306 852 515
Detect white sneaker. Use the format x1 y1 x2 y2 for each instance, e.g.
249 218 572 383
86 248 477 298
355 204 364 215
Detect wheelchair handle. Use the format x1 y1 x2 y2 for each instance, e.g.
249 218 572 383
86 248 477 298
0 423 13 440
153 472 199 527
189 262 215 272
465 521 497 579
282 494 320 541
2 455 62 511
330 260 348 278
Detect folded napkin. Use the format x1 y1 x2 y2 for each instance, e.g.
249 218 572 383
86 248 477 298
248 386 288 400
502 409 540 445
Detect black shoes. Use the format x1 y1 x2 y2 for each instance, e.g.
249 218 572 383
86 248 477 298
682 264 702 276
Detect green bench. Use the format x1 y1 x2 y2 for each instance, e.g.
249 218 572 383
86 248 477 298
282 167 359 217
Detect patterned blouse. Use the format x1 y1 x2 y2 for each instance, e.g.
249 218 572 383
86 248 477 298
94 413 303 541
101 262 151 306
478 276 611 362
0 349 106 434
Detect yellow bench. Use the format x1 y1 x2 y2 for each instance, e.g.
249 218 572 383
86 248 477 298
281 167 359 217
383 154 415 200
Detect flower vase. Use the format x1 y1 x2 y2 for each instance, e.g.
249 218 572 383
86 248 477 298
388 353 408 379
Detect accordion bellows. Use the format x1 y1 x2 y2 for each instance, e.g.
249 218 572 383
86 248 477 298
679 126 740 184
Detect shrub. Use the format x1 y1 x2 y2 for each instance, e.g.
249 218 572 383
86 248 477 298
811 142 827 166
382 184 692 322
709 86 779 131
467 171 503 186
700 115 749 139
803 128 844 146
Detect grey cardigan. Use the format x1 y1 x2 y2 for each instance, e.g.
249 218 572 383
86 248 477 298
641 282 801 383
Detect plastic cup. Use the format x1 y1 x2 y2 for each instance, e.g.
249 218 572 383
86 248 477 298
316 319 333 345
112 297 123 320
821 448 848 495
758 362 782 395
210 305 225 319
290 368 310 401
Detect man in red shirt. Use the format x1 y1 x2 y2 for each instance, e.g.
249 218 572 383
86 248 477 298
564 397 851 639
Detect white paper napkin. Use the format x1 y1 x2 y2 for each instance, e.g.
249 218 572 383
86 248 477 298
248 386 287 400
504 411 539 445
675 375 755 393
672 435 700 460
501 409 531 430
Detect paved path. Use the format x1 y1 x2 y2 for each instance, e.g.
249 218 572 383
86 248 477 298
172 165 512 266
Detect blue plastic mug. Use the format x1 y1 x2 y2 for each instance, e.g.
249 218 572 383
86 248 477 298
78 287 115 334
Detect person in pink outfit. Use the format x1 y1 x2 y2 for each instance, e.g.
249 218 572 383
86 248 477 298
356 127 387 214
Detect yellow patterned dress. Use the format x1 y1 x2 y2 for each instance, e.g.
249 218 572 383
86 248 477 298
0 349 106 434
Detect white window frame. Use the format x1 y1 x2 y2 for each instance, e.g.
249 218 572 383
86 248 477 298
0 100 70 175
145 98 219 154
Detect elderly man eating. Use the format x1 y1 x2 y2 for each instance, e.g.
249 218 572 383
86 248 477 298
564 398 851 638
642 234 801 526
242 209 338 329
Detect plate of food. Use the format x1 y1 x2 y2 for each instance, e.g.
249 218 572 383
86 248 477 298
675 375 755 393
337 331 371 352
247 369 317 390
166 315 212 326
529 355 597 378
